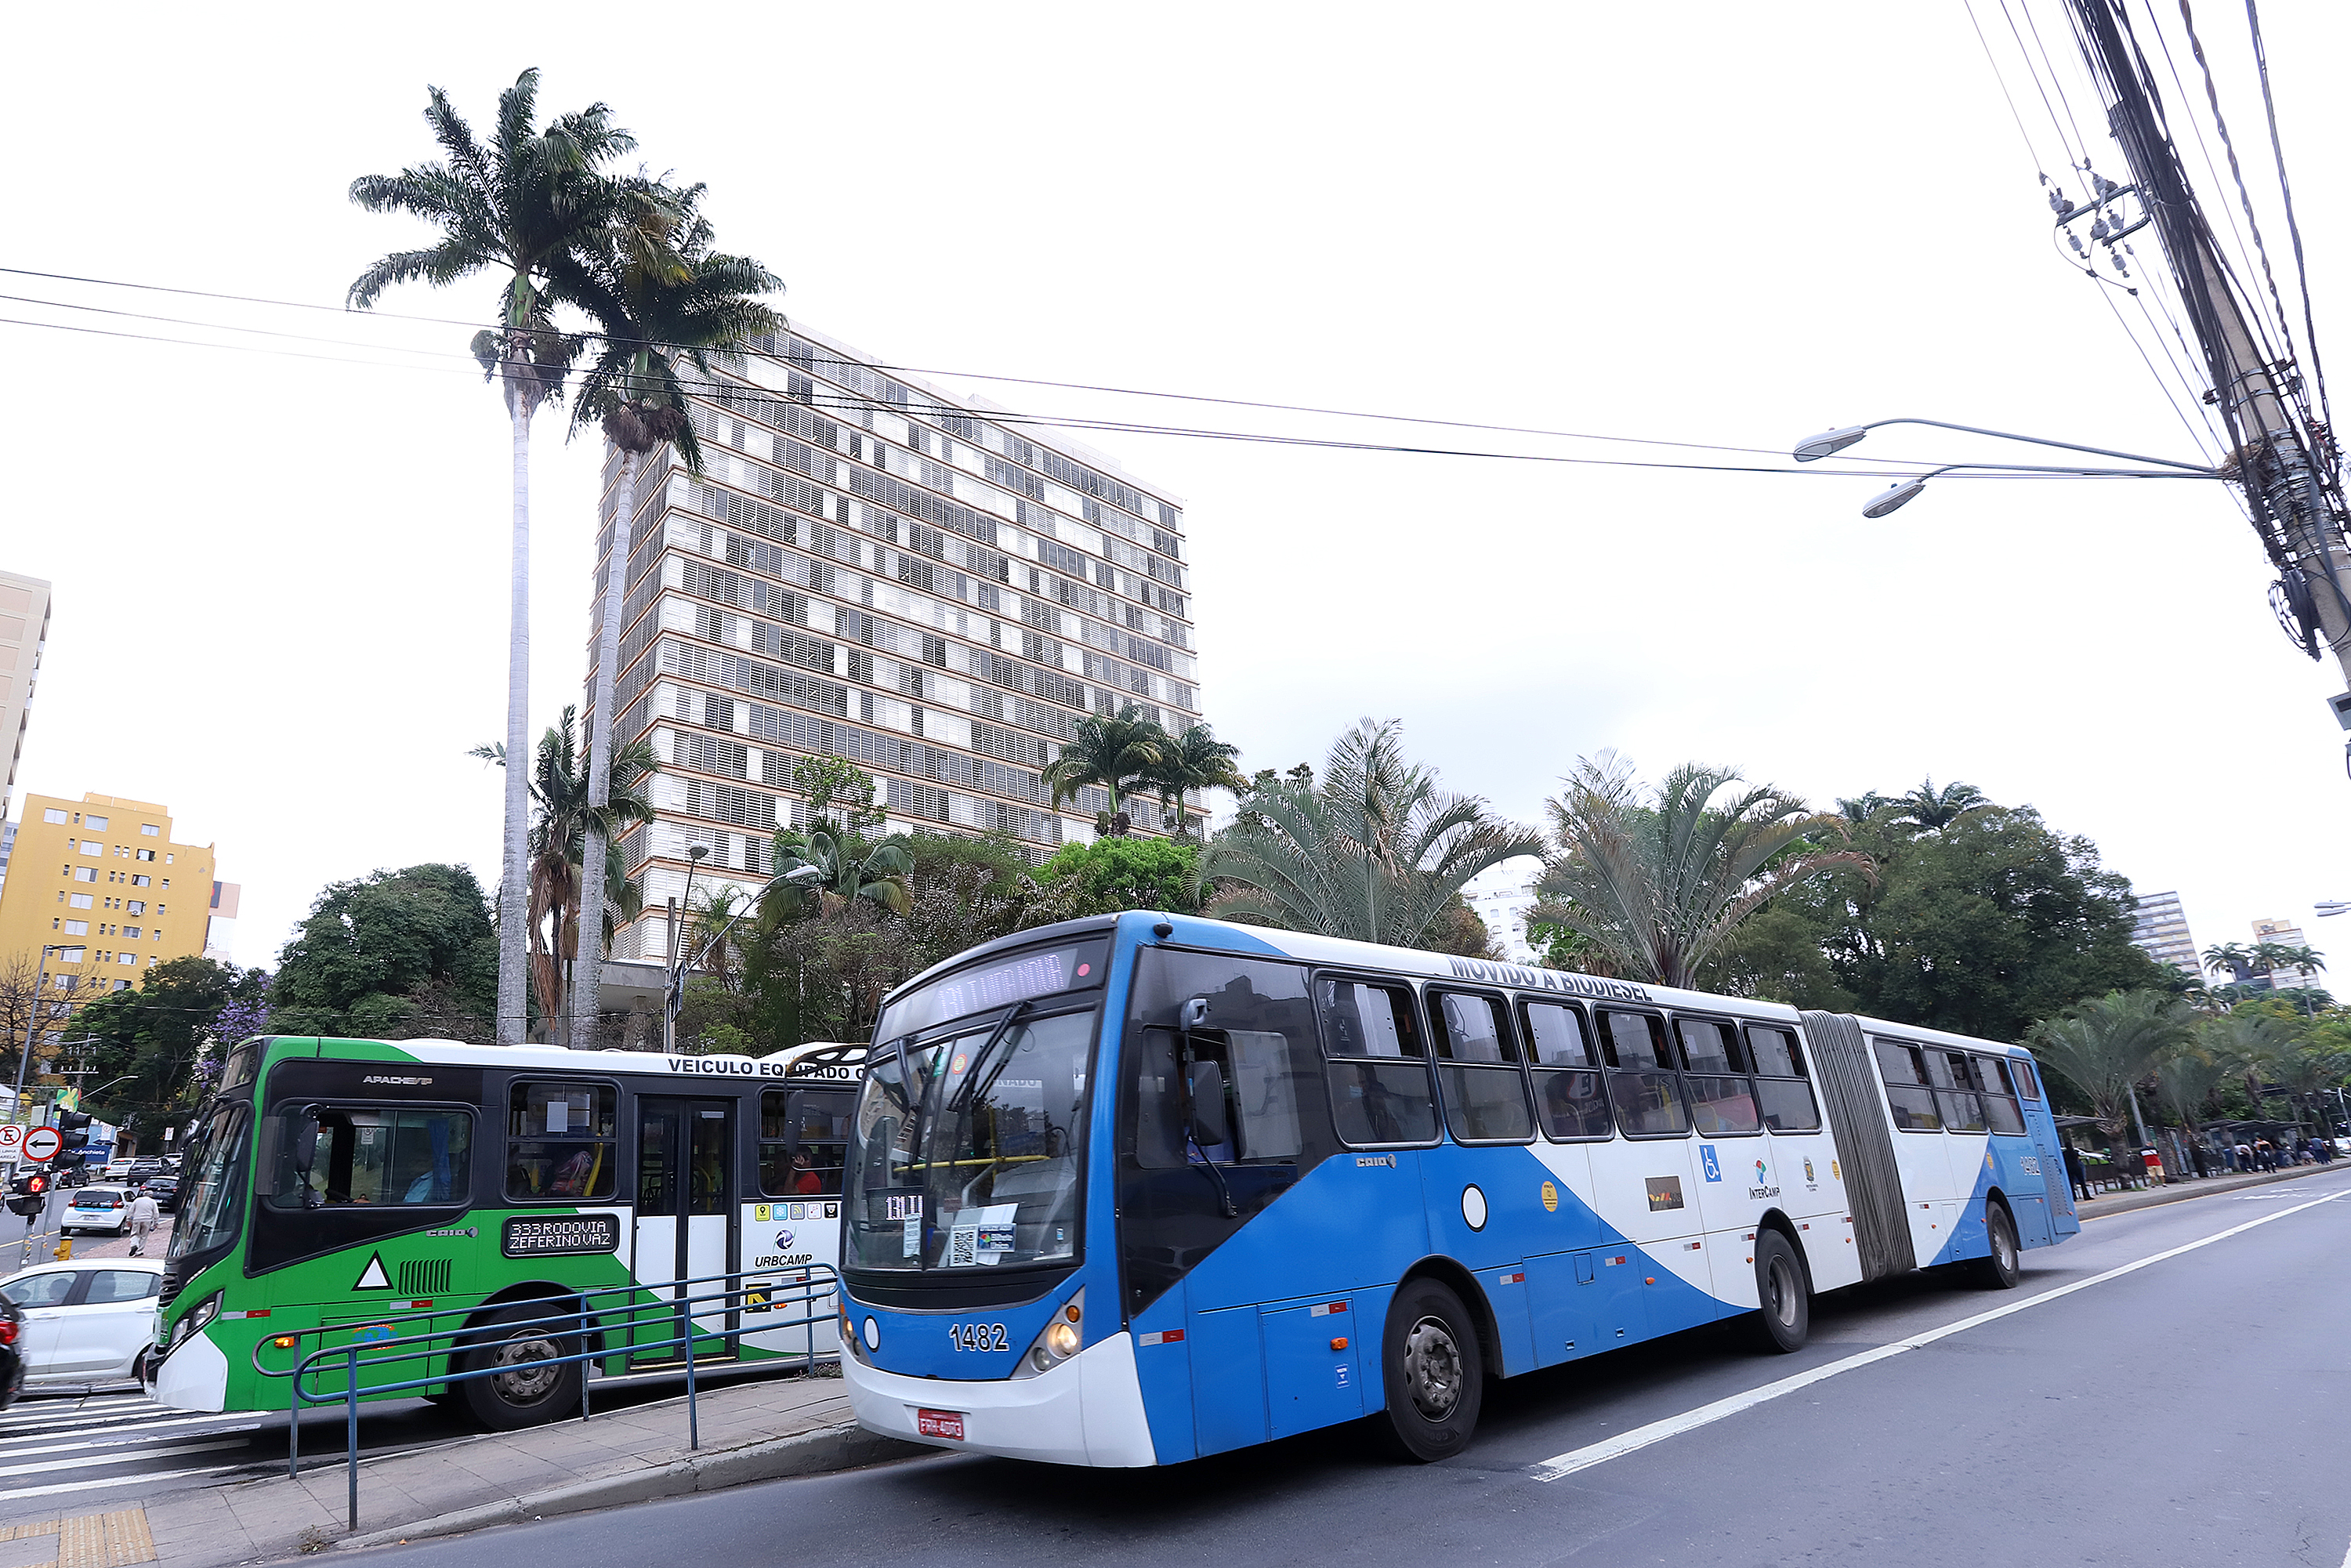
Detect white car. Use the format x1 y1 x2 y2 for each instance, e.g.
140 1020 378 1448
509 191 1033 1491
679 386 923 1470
0 1259 165 1385
61 1187 134 1237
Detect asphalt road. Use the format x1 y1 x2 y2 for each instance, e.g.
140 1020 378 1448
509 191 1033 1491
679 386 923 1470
353 1170 2351 1568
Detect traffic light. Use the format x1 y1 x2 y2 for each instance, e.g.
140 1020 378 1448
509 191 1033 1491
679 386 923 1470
7 1171 51 1219
56 1112 89 1157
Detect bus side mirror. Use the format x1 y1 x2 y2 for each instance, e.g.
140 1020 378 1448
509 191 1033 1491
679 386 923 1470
292 1105 322 1181
1189 1061 1231 1149
1181 998 1210 1030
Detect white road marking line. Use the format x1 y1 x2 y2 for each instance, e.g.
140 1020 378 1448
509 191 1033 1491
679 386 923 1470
0 1438 249 1480
1529 1185 2351 1483
0 1461 255 1503
0 1423 261 1461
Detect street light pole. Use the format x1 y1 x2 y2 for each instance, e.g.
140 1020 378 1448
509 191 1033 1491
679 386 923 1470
12 944 61 1125
663 859 822 1055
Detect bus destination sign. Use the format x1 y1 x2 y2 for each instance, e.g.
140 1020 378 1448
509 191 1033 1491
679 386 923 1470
502 1214 621 1258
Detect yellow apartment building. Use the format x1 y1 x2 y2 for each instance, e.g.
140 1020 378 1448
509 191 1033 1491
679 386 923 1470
0 794 220 1053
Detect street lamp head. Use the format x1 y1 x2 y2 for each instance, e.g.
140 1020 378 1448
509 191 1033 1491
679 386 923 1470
781 864 824 888
1793 425 1871 462
687 843 710 863
2317 900 2349 917
1861 477 1928 519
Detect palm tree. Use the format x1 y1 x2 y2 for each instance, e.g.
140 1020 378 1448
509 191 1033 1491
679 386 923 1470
2028 991 2192 1169
1889 777 1989 831
2201 941 2253 987
2152 1045 2229 1134
2273 1042 2351 1139
2197 1008 2295 1117
763 827 915 922
350 70 638 1047
471 706 657 1041
1147 722 1246 838
1207 719 1541 949
1832 792 1894 824
563 182 783 1048
1532 752 1873 990
1041 704 1170 836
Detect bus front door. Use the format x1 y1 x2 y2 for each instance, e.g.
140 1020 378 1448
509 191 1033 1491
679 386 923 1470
633 1098 738 1361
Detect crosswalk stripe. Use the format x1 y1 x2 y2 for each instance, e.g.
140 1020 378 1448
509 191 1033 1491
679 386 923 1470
0 1461 256 1504
0 1425 260 1462
0 1410 250 1439
0 1439 249 1481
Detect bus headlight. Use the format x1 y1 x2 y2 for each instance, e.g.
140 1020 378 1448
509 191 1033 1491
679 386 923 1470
171 1292 222 1349
1012 1290 1084 1380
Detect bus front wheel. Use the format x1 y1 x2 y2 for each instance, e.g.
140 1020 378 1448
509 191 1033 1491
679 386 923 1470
1751 1231 1809 1353
1376 1278 1483 1462
459 1303 581 1429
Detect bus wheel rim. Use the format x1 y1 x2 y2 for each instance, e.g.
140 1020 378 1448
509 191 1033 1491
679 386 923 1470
1995 1219 2016 1270
1769 1257 1798 1326
1403 1316 1463 1420
489 1336 561 1401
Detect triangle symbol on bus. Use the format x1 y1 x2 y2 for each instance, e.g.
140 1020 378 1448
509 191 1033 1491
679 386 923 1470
353 1252 392 1291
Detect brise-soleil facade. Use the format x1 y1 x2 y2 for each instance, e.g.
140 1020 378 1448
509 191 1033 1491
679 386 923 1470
589 326 1201 968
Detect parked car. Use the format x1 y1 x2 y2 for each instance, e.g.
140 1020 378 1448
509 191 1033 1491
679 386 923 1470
0 1260 165 1386
125 1161 163 1183
0 1295 23 1410
61 1187 132 1237
138 1176 179 1213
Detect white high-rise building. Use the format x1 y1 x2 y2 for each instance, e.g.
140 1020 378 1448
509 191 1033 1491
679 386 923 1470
590 326 1201 967
1464 856 1545 965
2128 889 2200 978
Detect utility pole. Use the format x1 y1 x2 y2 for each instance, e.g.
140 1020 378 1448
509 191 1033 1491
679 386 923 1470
2064 1 2351 723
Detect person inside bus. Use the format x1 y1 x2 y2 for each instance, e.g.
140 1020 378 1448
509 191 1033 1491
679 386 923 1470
1542 1070 1610 1139
790 1148 827 1195
1344 1062 1411 1145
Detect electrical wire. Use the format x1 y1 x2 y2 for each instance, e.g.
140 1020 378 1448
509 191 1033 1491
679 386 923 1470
1964 0 2060 179
2241 0 2329 427
2172 0 2301 379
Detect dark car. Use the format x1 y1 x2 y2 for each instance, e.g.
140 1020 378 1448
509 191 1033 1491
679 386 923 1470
0 1295 23 1411
126 1161 163 1183
140 1177 179 1213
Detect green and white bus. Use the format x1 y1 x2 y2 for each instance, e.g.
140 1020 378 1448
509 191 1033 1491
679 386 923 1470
145 1034 861 1428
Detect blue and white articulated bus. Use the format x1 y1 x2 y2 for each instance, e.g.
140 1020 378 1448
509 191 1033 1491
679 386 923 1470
835 911 2080 1465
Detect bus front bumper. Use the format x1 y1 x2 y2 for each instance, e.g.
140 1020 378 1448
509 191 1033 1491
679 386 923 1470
842 1330 1155 1468
147 1327 229 1413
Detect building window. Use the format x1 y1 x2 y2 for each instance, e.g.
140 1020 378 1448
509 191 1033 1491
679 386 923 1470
121 927 141 940
136 849 155 862
114 979 132 990
165 854 174 864
42 809 67 824
131 875 149 887
77 840 101 856
118 953 136 966
69 893 92 910
73 868 96 883
62 921 86 936
125 901 144 916
55 947 85 964
82 815 108 831
140 824 159 837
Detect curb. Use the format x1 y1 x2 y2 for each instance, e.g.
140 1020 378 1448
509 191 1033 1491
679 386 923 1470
2074 1161 2341 1221
335 1422 926 1551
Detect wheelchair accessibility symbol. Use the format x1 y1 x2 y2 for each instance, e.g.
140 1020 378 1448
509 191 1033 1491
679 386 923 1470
1700 1146 1722 1182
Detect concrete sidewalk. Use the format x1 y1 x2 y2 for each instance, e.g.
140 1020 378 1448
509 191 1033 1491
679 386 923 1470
136 1369 917 1566
2073 1157 2343 1219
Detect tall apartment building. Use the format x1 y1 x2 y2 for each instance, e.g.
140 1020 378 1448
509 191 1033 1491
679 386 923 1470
205 880 242 962
0 572 51 829
1464 856 1545 965
2128 889 2200 977
0 795 222 1037
592 327 1200 965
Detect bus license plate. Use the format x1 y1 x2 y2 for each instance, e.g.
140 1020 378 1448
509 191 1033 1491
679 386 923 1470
916 1409 965 1441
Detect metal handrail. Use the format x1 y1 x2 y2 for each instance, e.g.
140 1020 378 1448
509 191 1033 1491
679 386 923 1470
241 1266 840 1532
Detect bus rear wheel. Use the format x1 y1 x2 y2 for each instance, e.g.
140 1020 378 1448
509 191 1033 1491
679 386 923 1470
459 1303 581 1429
1377 1278 1483 1462
1969 1204 2022 1290
1751 1231 1809 1353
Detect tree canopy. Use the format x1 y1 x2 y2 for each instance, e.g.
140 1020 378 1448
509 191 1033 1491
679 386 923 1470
270 864 500 1042
74 957 270 1150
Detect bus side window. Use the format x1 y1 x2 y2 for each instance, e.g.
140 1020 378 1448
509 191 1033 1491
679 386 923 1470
1974 1055 2027 1135
1744 1024 1821 1132
506 1081 618 1201
2012 1057 2043 1101
1122 949 1331 1169
771 1090 851 1195
1676 1017 1759 1136
1427 991 1532 1144
1599 1011 1688 1137
1873 1040 1944 1132
269 1106 473 1207
1523 1001 1610 1142
1318 979 1437 1146
1936 1052 1988 1132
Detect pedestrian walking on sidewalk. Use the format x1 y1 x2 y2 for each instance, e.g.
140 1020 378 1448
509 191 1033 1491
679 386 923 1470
127 1189 159 1255
2063 1143 2089 1203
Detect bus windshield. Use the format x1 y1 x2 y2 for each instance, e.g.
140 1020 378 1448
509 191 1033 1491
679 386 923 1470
845 1005 1095 1273
168 1103 250 1262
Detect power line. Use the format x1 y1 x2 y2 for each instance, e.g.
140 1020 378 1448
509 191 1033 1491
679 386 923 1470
2241 0 2329 426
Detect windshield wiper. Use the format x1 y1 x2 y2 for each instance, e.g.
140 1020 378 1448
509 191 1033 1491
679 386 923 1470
948 999 1034 1114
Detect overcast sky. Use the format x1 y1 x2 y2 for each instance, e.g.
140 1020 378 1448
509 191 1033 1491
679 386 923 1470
5 2 2345 982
